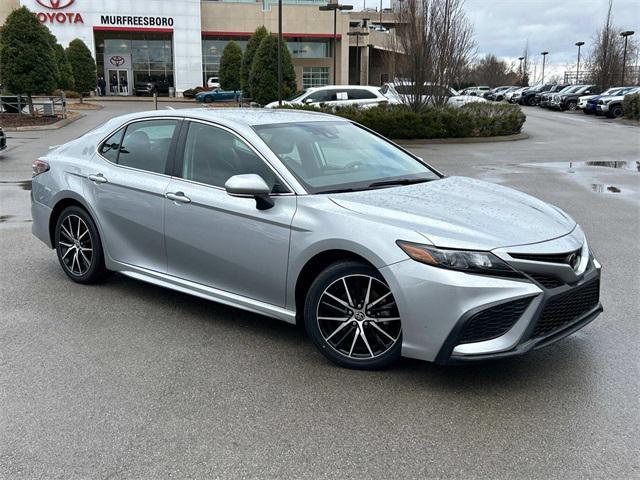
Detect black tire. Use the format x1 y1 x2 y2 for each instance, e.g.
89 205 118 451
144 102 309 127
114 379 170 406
55 206 109 284
204 96 213 103
566 100 578 111
527 96 537 107
583 109 591 114
304 261 402 370
609 104 624 118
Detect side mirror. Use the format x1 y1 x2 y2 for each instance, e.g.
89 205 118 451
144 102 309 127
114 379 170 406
225 174 274 210
303 98 314 104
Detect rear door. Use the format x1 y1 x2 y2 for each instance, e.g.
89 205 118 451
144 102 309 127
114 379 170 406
87 118 181 272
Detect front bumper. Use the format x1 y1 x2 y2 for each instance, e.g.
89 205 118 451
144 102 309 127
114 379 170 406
381 228 602 364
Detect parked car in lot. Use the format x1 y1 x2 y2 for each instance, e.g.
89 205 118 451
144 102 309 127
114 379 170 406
505 87 527 103
31 109 603 369
537 84 570 108
461 86 491 96
519 84 554 106
183 86 208 98
381 82 487 108
551 84 600 111
265 85 389 109
581 87 633 114
135 75 173 96
596 86 640 118
485 86 514 101
195 88 242 103
207 77 221 88
0 127 6 152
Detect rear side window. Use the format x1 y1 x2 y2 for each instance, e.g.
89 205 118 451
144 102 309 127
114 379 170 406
99 128 124 163
117 119 178 174
348 89 377 100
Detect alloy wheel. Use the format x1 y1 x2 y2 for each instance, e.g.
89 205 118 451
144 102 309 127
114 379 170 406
58 214 93 276
316 274 401 360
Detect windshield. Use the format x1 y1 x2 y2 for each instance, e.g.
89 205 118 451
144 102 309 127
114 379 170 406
289 90 308 102
254 121 440 193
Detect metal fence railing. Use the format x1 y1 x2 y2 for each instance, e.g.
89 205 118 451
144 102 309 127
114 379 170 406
0 94 67 119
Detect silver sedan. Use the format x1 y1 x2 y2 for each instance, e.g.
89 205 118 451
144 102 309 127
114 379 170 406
31 109 602 369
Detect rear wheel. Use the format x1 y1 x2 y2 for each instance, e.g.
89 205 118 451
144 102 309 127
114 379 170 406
566 100 578 111
55 206 108 284
304 261 402 370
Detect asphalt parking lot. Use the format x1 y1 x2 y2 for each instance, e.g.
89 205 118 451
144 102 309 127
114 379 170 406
1 103 639 479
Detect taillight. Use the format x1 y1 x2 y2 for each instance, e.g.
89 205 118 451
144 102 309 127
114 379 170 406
32 159 50 176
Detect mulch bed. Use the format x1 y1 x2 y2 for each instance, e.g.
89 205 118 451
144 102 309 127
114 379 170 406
0 113 61 128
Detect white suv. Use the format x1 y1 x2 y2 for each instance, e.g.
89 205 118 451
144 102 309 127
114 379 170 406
264 85 389 109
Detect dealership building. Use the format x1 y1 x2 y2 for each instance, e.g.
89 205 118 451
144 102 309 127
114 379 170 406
0 0 401 95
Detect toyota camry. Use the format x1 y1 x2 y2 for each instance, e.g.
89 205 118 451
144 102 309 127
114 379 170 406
31 109 602 369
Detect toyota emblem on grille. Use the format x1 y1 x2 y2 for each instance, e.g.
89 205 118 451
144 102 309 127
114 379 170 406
109 56 125 67
566 252 580 270
36 0 75 9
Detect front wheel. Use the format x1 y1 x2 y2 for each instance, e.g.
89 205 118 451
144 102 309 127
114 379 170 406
55 206 108 284
566 100 578 111
304 261 402 370
609 104 624 118
204 96 213 103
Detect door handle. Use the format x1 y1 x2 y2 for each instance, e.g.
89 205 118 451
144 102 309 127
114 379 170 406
88 173 108 183
166 191 191 204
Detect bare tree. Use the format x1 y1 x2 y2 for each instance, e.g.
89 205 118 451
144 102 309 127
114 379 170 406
388 0 475 110
467 54 518 87
586 0 637 88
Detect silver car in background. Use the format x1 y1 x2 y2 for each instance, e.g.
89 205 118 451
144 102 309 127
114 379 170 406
31 109 602 369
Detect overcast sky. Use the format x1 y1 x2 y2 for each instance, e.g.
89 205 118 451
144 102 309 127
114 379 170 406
346 0 639 79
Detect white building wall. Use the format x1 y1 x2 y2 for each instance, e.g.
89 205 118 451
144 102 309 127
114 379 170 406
19 0 202 92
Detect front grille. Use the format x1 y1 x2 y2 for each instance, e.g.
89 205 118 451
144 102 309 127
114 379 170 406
528 273 565 289
531 279 600 338
458 297 533 344
510 248 581 264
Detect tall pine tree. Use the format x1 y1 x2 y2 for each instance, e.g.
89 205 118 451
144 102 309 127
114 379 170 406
249 35 297 105
241 26 268 97
219 41 243 91
66 39 96 101
0 7 58 98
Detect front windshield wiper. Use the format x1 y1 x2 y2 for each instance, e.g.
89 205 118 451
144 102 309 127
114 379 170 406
367 177 435 188
315 187 357 194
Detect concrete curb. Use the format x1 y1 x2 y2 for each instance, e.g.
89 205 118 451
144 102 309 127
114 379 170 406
396 132 529 145
91 97 195 104
3 112 85 132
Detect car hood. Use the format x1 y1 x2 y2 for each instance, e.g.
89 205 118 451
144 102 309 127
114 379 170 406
330 176 576 251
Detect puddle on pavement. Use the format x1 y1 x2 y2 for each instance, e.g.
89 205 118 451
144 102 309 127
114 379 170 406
591 184 622 193
0 180 32 190
0 215 14 223
582 161 639 171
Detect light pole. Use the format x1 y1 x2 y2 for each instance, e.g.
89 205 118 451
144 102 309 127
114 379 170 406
379 0 383 29
518 56 524 85
575 41 584 85
277 0 283 106
620 31 635 86
347 28 369 85
540 51 549 84
319 2 353 85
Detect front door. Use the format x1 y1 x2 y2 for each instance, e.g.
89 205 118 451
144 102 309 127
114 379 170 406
107 69 130 96
164 121 296 307
86 118 181 272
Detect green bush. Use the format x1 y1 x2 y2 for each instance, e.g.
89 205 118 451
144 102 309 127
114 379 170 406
53 89 80 98
0 7 58 96
623 93 640 120
249 34 296 105
219 40 243 91
282 103 526 139
241 26 268 97
66 38 96 96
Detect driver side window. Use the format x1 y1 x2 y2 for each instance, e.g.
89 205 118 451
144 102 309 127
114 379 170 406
179 122 278 190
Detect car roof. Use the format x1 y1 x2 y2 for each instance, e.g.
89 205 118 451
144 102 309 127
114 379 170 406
311 85 381 92
117 108 345 128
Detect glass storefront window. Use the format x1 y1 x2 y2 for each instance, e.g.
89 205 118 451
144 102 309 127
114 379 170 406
287 39 329 58
202 38 248 84
302 67 329 88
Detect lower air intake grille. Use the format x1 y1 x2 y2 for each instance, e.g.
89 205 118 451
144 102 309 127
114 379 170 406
458 297 533 344
528 273 565 289
532 279 600 338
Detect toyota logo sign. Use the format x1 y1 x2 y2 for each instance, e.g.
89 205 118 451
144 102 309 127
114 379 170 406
109 56 126 67
36 0 75 9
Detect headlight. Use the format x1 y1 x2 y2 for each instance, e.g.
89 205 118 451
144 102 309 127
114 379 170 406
396 241 519 276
